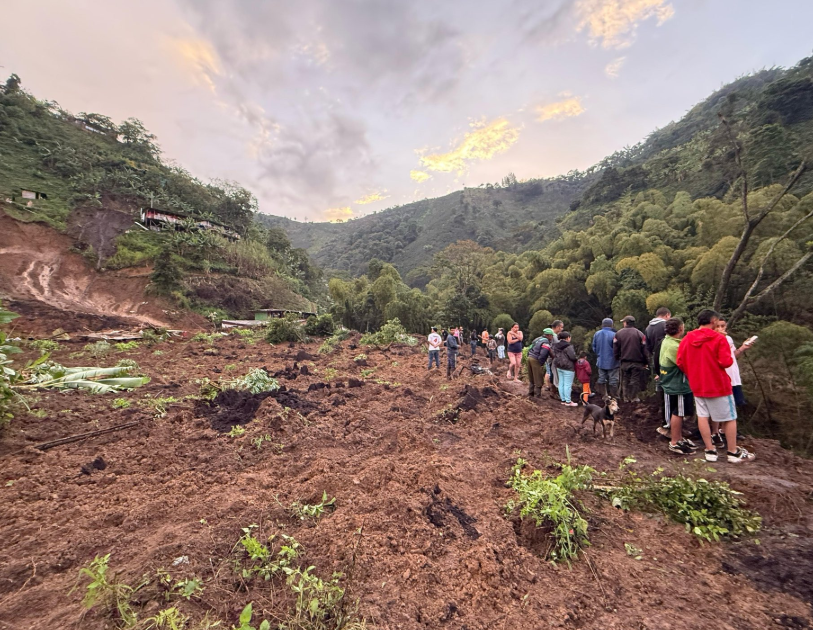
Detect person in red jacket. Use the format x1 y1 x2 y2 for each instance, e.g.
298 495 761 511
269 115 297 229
676 309 755 464
575 352 593 404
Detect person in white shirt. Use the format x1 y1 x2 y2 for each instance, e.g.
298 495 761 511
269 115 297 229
427 327 442 371
715 318 753 407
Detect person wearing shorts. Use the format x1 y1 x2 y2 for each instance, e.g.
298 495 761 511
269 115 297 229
659 318 697 455
677 309 755 463
506 323 524 381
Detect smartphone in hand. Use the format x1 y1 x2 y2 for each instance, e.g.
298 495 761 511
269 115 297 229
744 335 758 346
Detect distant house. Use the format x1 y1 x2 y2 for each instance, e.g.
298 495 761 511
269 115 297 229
254 309 317 321
139 207 240 240
9 189 48 207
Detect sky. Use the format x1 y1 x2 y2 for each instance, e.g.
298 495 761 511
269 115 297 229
2 1 812 223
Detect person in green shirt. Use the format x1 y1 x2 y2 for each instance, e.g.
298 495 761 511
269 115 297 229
659 318 698 455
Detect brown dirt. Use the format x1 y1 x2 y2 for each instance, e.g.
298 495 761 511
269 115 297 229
0 212 205 334
2 336 813 630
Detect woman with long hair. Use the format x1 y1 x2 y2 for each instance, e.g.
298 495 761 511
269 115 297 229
506 323 524 381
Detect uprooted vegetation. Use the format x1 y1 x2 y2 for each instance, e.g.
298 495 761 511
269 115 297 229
2 330 812 629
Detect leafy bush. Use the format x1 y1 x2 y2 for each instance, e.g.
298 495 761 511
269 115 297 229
29 339 59 354
608 468 761 542
360 318 417 347
304 314 335 337
491 313 514 333
114 341 139 352
83 340 112 358
228 368 279 394
505 456 595 564
318 335 341 355
265 314 305 344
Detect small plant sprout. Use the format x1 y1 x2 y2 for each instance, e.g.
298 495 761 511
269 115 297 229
625 543 643 559
75 554 137 627
112 398 131 409
114 341 139 352
353 353 367 362
290 491 336 521
174 577 204 600
251 434 273 450
227 425 246 438
233 603 270 630
143 607 188 630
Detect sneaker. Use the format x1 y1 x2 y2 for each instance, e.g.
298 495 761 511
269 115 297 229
668 441 694 455
704 449 718 462
727 447 755 463
682 437 698 449
711 433 725 448
656 426 670 439
565 402 579 407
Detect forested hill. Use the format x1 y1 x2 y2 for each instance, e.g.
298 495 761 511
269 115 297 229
263 57 813 280
257 173 593 283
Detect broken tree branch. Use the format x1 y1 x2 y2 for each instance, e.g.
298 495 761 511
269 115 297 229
34 421 140 451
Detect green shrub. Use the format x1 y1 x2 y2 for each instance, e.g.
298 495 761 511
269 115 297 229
304 314 335 337
265 314 305 344
318 336 341 355
29 339 60 354
228 368 279 394
491 313 514 333
114 341 139 352
505 456 595 564
608 468 761 542
83 341 112 358
360 318 417 347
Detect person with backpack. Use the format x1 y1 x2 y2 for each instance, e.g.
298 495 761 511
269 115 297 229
527 328 554 398
553 331 578 406
659 317 698 455
646 306 671 430
445 330 459 379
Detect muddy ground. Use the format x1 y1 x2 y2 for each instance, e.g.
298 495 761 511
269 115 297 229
1 333 813 630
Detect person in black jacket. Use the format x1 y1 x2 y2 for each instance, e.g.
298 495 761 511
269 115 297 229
553 332 578 406
445 332 459 379
613 316 650 403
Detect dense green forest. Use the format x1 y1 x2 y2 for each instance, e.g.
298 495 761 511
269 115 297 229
271 59 813 282
0 74 325 318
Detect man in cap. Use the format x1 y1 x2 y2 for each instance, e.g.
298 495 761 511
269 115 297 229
613 315 650 402
591 317 619 397
527 328 554 398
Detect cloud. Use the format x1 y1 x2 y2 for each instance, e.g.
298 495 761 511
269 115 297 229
576 0 675 49
419 118 520 174
605 56 626 78
536 96 586 122
167 36 222 92
324 206 353 222
354 191 389 205
410 170 431 183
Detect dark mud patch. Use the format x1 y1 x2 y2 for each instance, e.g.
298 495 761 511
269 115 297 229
425 496 480 540
273 364 300 380
459 384 501 412
294 350 315 362
722 537 813 606
201 389 275 432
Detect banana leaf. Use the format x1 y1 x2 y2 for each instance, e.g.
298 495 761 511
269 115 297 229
47 376 150 393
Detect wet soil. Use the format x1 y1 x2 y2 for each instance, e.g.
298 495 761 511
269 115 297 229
2 335 813 629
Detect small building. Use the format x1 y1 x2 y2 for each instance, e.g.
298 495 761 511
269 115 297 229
15 189 48 201
254 309 317 321
139 207 240 240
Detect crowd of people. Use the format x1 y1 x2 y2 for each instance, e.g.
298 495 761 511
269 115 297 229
424 307 757 464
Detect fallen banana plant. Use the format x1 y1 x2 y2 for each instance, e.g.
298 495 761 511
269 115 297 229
16 364 150 394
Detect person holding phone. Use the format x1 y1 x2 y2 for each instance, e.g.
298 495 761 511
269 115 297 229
715 317 754 407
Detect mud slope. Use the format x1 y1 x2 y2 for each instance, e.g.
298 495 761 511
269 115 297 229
2 335 813 630
0 213 199 332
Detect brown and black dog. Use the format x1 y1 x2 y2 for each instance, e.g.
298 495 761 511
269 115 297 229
581 396 619 439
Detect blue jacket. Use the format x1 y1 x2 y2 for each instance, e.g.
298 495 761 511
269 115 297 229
592 326 619 370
